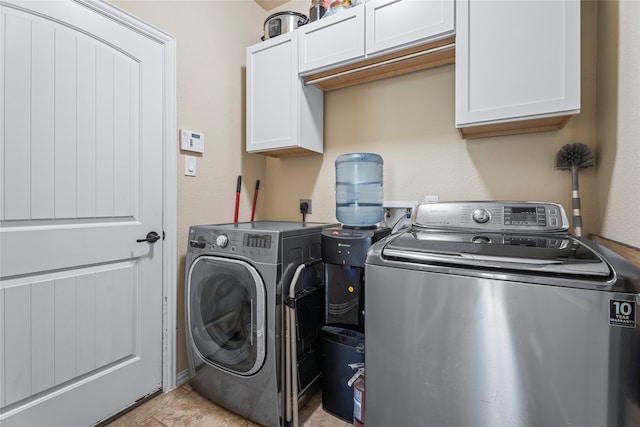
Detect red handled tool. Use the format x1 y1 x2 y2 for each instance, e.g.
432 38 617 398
234 175 242 223
251 179 260 222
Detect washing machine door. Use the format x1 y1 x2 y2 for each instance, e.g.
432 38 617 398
187 256 266 376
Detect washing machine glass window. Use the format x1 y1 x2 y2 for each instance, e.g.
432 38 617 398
187 256 266 376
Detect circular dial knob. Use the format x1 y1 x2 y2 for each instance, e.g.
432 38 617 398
471 208 491 224
215 234 229 248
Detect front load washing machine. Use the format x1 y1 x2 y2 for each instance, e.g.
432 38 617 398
185 221 335 427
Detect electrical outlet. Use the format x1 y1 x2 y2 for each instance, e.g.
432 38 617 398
299 199 312 214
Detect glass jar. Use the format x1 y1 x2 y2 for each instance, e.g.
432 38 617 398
309 0 326 22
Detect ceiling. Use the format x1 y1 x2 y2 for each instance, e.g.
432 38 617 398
255 0 290 11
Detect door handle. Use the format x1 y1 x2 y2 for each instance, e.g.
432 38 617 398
189 240 206 248
137 231 161 244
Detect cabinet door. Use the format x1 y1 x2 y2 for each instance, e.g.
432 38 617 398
246 34 323 156
366 0 455 56
246 34 298 152
455 0 580 127
299 5 365 74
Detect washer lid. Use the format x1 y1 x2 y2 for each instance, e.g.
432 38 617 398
381 230 612 277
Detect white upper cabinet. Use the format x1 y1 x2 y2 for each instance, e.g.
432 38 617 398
455 0 580 138
246 0 582 155
246 32 323 157
299 0 454 76
366 0 455 56
299 5 365 74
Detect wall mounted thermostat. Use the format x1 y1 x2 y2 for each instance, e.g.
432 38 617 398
180 129 205 153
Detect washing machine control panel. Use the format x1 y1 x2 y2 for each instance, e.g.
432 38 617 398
413 201 570 233
187 227 279 263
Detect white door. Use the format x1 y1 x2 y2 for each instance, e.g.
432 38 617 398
1 1 167 425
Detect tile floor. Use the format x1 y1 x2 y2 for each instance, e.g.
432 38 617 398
105 382 350 427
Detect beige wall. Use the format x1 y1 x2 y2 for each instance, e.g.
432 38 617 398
596 0 640 247
113 0 268 374
112 0 640 379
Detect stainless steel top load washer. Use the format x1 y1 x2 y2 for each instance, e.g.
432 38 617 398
364 201 640 427
185 221 335 427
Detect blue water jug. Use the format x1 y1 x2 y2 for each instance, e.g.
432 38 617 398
335 153 384 227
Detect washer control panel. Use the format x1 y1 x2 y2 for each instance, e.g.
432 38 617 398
187 227 279 263
412 201 569 233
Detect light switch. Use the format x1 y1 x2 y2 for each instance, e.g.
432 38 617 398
180 129 205 153
185 155 196 177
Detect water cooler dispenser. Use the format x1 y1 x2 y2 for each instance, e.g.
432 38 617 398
322 226 390 331
321 153 390 422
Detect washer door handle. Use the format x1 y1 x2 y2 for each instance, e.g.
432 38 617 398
189 240 206 248
137 231 161 244
250 299 254 347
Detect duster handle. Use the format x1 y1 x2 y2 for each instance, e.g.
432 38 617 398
570 166 583 237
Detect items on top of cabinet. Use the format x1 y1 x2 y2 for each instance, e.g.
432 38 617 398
309 0 365 21
261 11 308 41
324 0 365 18
309 0 326 22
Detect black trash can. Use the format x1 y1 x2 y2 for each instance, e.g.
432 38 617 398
321 325 364 422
